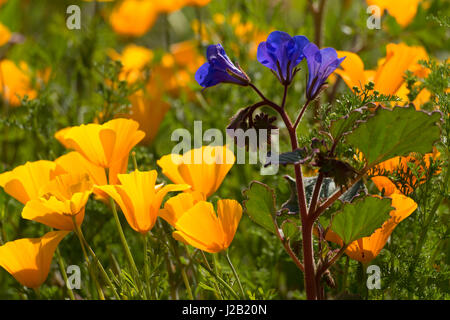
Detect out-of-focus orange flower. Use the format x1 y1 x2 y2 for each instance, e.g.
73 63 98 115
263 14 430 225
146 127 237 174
54 118 145 184
108 44 153 83
0 60 37 106
170 40 205 74
185 0 211 6
109 0 158 37
156 0 210 13
157 145 235 200
213 13 225 25
0 23 11 46
155 0 186 13
96 170 190 234
335 43 430 108
325 178 417 263
109 0 211 37
367 0 422 27
160 192 242 253
22 173 93 231
0 160 58 204
0 231 69 288
121 90 170 145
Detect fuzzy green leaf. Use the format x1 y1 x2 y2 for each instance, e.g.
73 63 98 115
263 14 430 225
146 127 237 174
330 107 366 140
331 197 393 244
346 105 441 168
243 181 277 234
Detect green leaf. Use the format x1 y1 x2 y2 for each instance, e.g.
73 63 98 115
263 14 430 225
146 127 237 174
281 219 301 240
346 105 442 168
330 107 366 140
243 181 277 234
331 197 393 244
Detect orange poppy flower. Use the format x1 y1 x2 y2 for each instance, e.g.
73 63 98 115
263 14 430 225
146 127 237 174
325 177 417 263
366 0 422 27
54 151 108 202
120 90 171 145
372 148 441 194
0 60 37 107
335 43 430 108
54 118 145 184
95 170 190 234
160 192 242 253
0 231 69 288
0 160 58 204
108 44 153 83
157 145 235 200
109 0 158 37
22 173 93 231
0 22 11 46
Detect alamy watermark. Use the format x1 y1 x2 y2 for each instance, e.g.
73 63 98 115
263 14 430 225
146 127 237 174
66 265 81 290
366 265 381 290
171 121 280 175
367 5 382 30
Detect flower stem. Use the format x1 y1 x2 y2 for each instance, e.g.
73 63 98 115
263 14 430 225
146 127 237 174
109 197 144 298
201 251 223 299
72 218 105 300
79 232 120 300
225 250 246 299
158 220 194 300
55 247 75 300
142 233 153 299
198 253 239 300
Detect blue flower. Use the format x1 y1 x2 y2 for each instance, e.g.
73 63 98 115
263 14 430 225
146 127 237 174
257 31 310 85
304 43 345 100
195 44 250 88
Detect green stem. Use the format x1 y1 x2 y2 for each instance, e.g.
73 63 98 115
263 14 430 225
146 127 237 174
55 247 75 300
109 197 145 297
159 221 194 299
198 257 240 300
225 250 246 299
81 236 121 300
142 233 153 299
201 251 223 300
72 218 105 300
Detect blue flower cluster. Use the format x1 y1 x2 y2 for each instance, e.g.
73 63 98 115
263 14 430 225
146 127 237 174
195 31 345 101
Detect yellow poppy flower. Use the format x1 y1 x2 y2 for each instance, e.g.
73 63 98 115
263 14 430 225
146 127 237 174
54 118 145 183
366 0 422 27
184 0 211 6
325 178 417 263
109 0 158 37
170 40 205 74
0 160 58 204
22 173 93 231
0 231 69 288
335 43 430 108
0 60 37 107
160 192 242 253
0 22 11 46
155 0 186 13
54 151 108 202
121 90 170 145
108 44 153 83
157 145 235 200
95 170 190 234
